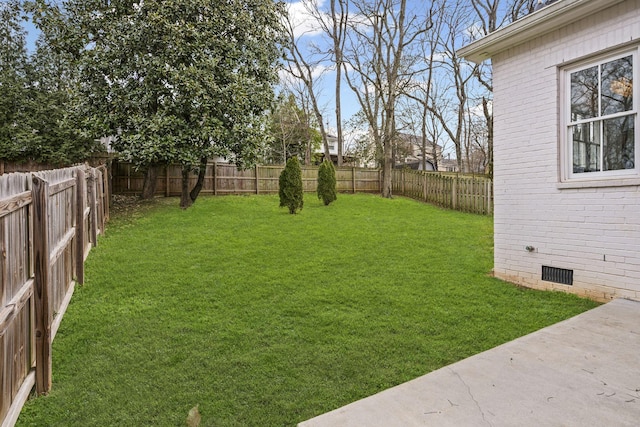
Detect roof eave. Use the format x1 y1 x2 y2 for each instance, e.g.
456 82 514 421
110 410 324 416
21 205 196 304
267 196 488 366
458 0 626 63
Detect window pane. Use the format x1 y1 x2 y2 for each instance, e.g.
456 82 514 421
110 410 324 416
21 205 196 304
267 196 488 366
601 56 633 116
572 122 601 173
603 115 635 171
571 66 599 121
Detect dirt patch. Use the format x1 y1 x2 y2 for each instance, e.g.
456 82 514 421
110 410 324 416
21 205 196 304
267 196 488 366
109 195 175 220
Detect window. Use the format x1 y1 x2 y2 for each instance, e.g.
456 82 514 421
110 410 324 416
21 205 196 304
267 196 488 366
565 50 637 179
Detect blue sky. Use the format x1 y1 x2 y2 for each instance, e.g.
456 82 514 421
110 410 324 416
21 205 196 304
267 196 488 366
22 14 39 53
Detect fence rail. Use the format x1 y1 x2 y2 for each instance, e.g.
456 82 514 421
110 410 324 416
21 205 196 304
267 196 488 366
0 165 108 427
112 161 492 215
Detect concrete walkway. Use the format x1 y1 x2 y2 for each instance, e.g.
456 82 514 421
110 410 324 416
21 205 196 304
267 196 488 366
299 298 640 426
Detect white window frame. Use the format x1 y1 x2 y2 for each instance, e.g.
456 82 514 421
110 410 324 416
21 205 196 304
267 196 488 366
561 47 638 183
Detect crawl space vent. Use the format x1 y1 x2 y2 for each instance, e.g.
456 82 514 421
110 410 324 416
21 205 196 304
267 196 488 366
542 266 573 285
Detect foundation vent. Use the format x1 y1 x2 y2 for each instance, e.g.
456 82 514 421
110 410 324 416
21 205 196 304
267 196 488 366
542 266 573 285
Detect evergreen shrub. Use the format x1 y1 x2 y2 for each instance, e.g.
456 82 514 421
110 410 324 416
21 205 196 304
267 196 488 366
279 156 304 214
317 160 337 206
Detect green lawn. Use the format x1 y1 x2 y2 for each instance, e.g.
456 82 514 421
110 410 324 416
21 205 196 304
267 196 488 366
17 194 599 426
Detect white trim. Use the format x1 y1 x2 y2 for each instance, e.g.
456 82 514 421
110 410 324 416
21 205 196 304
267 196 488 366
560 47 639 184
458 0 626 63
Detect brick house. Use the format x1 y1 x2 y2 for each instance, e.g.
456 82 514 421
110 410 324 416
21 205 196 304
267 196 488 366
459 0 639 301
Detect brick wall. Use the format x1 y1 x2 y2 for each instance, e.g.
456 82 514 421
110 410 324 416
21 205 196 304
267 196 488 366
491 0 640 302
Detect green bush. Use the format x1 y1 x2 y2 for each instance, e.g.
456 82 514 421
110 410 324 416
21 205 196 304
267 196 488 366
279 156 304 214
317 160 337 206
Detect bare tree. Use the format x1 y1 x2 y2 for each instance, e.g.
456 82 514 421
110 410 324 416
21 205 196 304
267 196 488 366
343 0 432 197
469 0 535 177
302 0 349 166
399 0 447 172
420 0 477 172
282 4 333 162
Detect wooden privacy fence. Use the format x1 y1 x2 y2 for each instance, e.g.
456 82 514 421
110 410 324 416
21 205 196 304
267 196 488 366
112 161 492 215
112 162 382 195
393 169 493 215
0 165 108 427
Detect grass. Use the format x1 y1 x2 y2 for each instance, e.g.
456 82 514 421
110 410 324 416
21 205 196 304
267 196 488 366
17 194 599 426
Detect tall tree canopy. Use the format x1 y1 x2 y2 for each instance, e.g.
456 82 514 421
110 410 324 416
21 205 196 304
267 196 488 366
0 1 30 161
37 0 285 207
1 1 100 165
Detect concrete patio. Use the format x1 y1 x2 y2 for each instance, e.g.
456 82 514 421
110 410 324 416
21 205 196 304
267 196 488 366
299 298 640 426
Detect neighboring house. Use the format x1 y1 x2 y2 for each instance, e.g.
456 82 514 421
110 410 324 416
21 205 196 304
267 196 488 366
459 0 639 301
394 133 442 171
312 134 338 162
315 134 357 165
438 157 459 173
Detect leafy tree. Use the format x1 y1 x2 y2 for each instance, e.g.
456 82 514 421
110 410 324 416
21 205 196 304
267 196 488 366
279 156 304 214
1 1 101 165
38 0 284 207
0 1 30 161
317 159 337 206
266 92 320 165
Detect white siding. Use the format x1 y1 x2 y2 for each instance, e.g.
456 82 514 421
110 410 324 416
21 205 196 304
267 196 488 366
492 0 640 301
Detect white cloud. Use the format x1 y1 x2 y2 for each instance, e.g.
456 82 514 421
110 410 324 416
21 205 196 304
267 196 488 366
285 1 326 38
469 99 492 118
280 61 331 82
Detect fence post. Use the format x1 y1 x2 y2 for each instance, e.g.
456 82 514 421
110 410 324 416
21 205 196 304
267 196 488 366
75 168 86 284
452 176 458 210
487 179 492 215
32 175 52 395
213 163 217 196
352 167 356 193
165 165 170 197
423 173 427 201
256 164 259 195
95 169 104 234
101 165 110 222
88 170 98 247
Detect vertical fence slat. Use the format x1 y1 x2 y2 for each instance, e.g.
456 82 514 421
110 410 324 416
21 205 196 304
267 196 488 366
101 166 110 223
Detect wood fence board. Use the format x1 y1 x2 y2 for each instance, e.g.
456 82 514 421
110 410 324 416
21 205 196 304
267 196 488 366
2 370 35 427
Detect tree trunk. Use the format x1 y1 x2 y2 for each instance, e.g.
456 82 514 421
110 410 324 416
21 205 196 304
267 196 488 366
180 167 193 209
382 140 393 198
331 0 346 166
140 163 159 199
189 157 208 203
483 96 493 179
